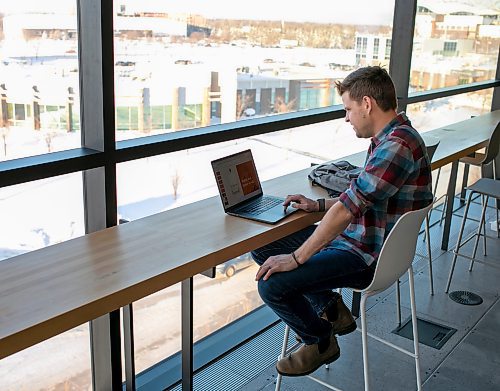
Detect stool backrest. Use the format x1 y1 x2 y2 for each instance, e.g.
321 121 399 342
359 202 433 294
425 140 440 162
481 121 500 166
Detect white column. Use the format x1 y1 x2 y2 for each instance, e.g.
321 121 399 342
219 67 237 124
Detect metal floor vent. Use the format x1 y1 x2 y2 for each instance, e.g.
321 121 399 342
449 290 484 306
392 317 456 350
169 322 292 391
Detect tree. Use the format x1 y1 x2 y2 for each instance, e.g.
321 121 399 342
0 126 9 158
40 128 64 153
171 167 182 200
273 96 296 114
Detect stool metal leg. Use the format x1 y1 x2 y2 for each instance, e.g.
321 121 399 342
360 294 370 391
495 160 499 238
481 195 487 256
469 195 489 272
425 215 434 295
396 279 401 326
446 191 474 293
275 325 290 391
408 267 422 391
496 201 500 239
427 167 448 228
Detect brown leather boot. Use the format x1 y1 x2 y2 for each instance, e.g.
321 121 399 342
276 333 340 377
330 294 357 336
296 295 356 342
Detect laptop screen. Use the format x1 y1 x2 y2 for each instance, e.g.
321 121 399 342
211 150 263 211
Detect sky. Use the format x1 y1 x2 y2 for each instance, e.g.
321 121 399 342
0 0 396 25
1 0 498 25
145 0 396 24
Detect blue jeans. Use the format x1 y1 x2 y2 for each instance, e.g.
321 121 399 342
251 225 374 345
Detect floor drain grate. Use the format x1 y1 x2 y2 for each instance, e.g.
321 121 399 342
392 317 456 350
449 290 483 305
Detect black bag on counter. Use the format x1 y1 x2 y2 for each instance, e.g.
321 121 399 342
308 160 362 197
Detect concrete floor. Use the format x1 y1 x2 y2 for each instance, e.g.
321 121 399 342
237 198 500 391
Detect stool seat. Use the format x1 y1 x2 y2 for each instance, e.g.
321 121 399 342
432 121 499 226
446 177 500 293
467 178 500 199
459 152 486 166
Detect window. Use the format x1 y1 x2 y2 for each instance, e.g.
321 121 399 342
410 1 499 92
0 5 80 161
407 88 494 207
112 1 395 140
0 172 87 389
0 173 84 262
0 324 91 391
131 284 182 374
374 38 380 59
407 89 494 134
362 37 368 52
385 38 391 60
443 41 457 53
361 37 368 58
356 36 363 49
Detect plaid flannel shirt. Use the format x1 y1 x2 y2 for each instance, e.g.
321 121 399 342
333 112 433 266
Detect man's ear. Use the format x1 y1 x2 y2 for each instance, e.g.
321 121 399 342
362 96 373 114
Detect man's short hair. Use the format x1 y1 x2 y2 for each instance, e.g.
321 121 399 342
335 66 397 112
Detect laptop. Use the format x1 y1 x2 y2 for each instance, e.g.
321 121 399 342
211 149 298 224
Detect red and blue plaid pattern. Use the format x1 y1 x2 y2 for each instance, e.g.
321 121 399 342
335 112 433 266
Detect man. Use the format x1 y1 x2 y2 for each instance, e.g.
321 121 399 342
252 66 433 377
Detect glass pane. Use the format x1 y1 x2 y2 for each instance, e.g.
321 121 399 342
407 89 493 204
407 88 494 132
0 172 85 262
0 3 80 161
113 1 394 140
132 284 182 375
193 264 262 344
410 2 499 92
0 172 87 389
117 120 368 220
0 324 92 391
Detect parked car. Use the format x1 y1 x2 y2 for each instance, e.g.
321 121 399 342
216 253 254 278
115 60 135 67
174 59 192 65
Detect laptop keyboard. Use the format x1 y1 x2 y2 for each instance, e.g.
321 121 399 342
238 196 282 214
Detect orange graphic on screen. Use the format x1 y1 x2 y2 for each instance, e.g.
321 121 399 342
236 161 260 195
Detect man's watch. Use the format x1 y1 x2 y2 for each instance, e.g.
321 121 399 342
317 198 326 212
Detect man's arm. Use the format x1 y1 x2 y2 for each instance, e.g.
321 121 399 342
293 201 352 264
283 194 338 213
256 200 353 281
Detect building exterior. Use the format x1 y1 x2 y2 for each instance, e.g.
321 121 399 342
354 2 499 91
354 34 391 66
2 11 210 47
